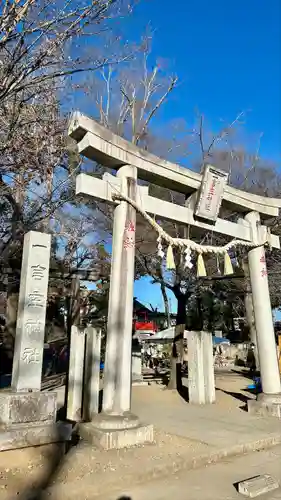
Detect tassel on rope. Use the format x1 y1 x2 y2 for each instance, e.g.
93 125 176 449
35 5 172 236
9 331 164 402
224 252 234 275
197 253 207 277
157 236 165 259
166 245 176 270
184 247 193 269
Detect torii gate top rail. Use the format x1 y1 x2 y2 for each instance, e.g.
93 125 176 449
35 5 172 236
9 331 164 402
69 111 281 218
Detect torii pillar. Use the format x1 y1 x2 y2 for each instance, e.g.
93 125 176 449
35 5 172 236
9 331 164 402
79 165 153 449
246 212 281 417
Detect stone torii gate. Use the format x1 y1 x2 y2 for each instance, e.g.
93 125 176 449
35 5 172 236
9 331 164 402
69 112 281 446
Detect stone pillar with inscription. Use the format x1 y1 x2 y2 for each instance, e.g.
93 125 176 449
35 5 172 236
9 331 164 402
0 231 71 451
12 231 51 392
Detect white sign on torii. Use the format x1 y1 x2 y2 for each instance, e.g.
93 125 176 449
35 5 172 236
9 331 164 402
69 111 281 423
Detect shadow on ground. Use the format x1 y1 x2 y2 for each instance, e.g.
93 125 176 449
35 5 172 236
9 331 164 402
231 369 260 380
16 420 79 500
217 388 250 412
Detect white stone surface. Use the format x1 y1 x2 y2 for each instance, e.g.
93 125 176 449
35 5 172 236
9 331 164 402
246 211 281 396
132 346 143 382
83 326 101 420
69 111 281 217
0 421 72 451
67 326 86 422
188 331 205 404
102 165 137 414
214 330 223 338
11 231 51 392
79 422 154 450
202 332 216 404
238 474 279 498
75 173 280 249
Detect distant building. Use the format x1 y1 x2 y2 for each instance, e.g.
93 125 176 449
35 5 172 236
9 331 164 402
133 298 176 337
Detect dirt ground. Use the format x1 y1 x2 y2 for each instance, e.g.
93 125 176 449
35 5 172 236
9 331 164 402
0 371 275 500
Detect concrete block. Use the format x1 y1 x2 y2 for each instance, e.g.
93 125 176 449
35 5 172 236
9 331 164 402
0 421 72 451
79 421 154 450
237 474 279 497
132 343 143 383
67 326 86 422
0 391 57 426
188 331 205 404
202 331 216 404
248 399 281 418
83 327 101 420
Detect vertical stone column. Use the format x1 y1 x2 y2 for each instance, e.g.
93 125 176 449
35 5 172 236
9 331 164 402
11 231 51 392
188 331 205 404
78 167 153 448
67 325 86 422
102 165 137 416
0 231 72 450
132 338 143 384
202 332 215 404
245 212 281 399
83 326 101 420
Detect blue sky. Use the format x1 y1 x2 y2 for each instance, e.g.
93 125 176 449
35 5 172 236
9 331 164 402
125 0 281 157
123 0 281 312
83 1 280 313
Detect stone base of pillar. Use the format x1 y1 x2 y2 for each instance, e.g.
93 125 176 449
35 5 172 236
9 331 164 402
0 391 72 451
248 393 281 418
78 412 154 450
0 421 72 451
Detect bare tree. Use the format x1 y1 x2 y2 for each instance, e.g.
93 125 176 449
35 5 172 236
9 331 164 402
88 44 178 146
0 1 131 104
77 42 178 309
0 0 137 256
0 0 137 304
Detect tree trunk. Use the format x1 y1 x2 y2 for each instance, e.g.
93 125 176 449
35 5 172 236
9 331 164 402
66 275 81 336
160 281 171 328
243 260 260 369
168 291 186 390
4 290 18 360
244 290 260 370
44 167 54 231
